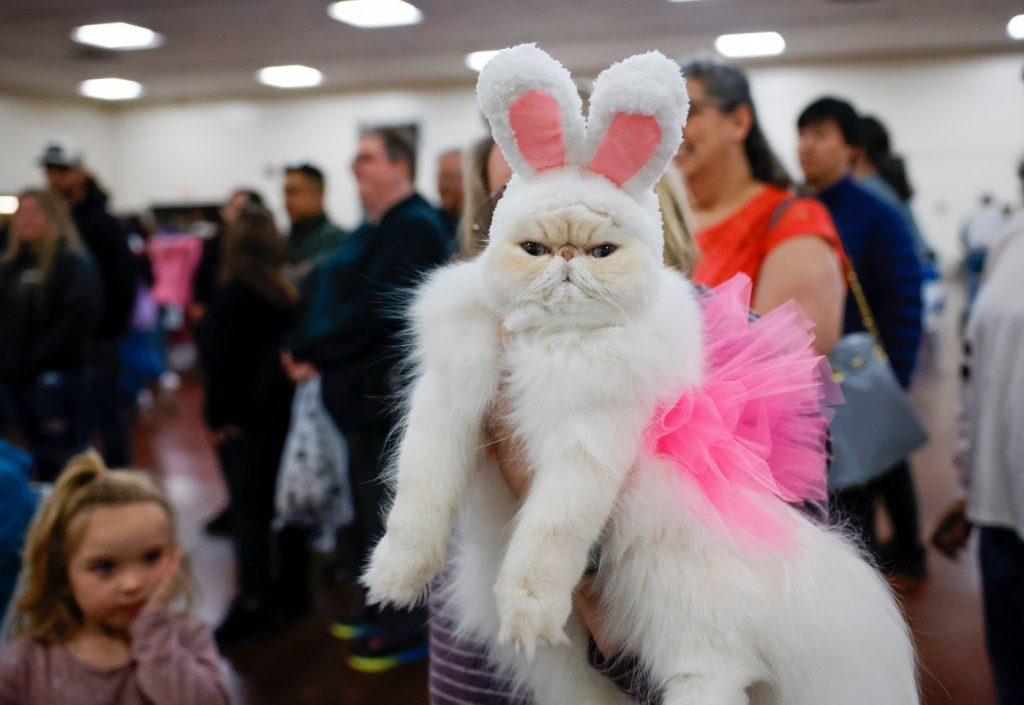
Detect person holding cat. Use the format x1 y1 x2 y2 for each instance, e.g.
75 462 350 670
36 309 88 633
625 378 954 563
367 45 915 705
677 58 846 356
429 139 699 705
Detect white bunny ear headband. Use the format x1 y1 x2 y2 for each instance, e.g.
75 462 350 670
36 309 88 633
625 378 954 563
477 44 689 252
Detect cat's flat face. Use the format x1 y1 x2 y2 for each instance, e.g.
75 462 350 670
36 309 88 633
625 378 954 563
483 204 660 326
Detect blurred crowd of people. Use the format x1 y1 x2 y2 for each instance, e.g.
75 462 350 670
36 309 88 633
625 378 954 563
0 55 1022 705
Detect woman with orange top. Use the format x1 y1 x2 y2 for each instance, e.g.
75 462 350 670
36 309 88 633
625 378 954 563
677 58 846 355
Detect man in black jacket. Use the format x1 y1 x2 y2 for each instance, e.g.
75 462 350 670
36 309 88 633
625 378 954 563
288 127 449 672
41 139 137 466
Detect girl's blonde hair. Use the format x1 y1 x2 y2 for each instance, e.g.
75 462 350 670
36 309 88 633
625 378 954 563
13 450 192 645
0 189 85 282
656 163 701 275
457 136 498 259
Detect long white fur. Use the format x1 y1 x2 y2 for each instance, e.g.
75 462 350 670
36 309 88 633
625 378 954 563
583 51 691 198
476 43 587 178
362 44 918 705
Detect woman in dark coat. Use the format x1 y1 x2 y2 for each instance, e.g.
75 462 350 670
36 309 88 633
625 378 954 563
203 204 297 645
0 189 101 481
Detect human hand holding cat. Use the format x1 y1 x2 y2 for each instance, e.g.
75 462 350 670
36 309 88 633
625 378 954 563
488 406 621 660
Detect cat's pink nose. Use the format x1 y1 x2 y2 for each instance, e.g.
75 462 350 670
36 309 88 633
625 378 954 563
560 249 574 261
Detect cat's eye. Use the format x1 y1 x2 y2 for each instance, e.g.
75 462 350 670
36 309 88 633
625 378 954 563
520 241 550 257
590 244 618 258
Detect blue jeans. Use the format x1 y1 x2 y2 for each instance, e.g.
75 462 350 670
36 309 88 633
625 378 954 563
979 526 1024 705
0 370 90 482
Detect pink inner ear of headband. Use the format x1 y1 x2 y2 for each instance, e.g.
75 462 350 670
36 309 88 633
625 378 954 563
588 113 661 186
508 90 566 171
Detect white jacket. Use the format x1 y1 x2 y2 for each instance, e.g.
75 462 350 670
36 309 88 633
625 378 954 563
963 210 1024 538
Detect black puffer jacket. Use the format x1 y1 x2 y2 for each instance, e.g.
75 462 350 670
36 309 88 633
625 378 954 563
0 246 102 383
72 180 136 340
203 280 295 433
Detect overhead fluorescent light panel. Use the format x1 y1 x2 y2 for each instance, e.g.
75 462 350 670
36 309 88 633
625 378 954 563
257 65 324 89
714 31 786 58
79 78 144 101
465 50 500 73
1008 14 1024 40
327 0 423 28
71 22 163 50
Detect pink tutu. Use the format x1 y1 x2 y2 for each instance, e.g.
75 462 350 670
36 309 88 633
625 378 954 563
645 275 841 552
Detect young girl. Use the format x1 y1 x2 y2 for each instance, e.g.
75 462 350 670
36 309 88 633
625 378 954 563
0 450 230 704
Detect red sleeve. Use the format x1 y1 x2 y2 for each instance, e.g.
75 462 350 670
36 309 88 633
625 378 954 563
763 197 843 257
131 611 230 705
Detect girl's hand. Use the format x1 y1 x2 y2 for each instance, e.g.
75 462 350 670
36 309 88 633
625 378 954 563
144 549 183 613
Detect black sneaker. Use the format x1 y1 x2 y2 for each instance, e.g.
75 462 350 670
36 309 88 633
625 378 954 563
329 602 378 642
346 632 428 674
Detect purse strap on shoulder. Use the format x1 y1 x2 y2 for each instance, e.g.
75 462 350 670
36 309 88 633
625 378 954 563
844 262 888 360
767 196 884 357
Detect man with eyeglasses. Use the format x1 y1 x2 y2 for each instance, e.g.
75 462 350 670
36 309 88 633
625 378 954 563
286 126 449 673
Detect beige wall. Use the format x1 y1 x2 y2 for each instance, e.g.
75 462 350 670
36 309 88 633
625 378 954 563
2 51 1022 262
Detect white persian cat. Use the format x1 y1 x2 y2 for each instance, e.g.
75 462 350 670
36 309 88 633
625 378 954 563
363 45 918 705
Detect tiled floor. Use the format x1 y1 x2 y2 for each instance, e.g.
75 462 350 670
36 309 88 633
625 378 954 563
135 280 995 705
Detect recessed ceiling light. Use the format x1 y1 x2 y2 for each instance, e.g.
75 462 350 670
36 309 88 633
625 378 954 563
714 31 786 58
1008 14 1024 40
465 50 500 73
327 0 423 28
70 22 163 50
0 196 18 215
79 78 144 101
256 65 324 89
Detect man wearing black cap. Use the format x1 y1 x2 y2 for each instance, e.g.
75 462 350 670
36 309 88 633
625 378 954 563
41 138 137 467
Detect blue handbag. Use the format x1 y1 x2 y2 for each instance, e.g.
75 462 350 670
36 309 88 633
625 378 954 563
827 266 928 491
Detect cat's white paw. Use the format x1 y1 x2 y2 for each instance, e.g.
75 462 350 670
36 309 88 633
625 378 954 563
360 533 443 608
494 574 572 660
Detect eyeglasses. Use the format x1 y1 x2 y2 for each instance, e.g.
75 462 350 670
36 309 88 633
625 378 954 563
687 99 724 119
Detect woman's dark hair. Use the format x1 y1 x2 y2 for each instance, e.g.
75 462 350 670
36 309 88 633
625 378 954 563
680 58 792 188
232 188 265 207
860 115 914 202
221 204 297 306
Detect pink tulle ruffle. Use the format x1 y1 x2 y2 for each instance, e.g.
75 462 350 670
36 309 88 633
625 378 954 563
645 274 841 552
